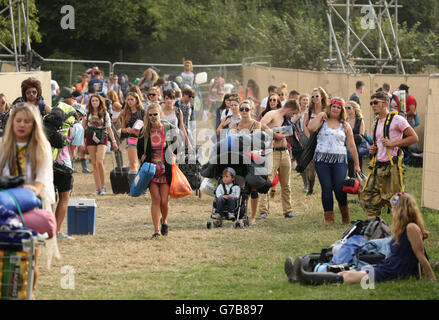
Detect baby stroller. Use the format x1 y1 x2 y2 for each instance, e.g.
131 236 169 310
205 173 250 229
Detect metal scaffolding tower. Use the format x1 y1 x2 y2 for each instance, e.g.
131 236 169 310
0 0 37 72
325 0 417 74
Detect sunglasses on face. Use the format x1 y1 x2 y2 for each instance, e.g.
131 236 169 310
269 99 278 102
148 93 157 97
148 113 159 117
239 107 250 112
370 100 383 106
312 95 321 99
26 90 37 95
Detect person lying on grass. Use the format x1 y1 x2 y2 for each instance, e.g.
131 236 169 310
285 192 437 285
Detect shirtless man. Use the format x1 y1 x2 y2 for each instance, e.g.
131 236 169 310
258 99 300 220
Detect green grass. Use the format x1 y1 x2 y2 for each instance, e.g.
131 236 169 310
35 163 439 300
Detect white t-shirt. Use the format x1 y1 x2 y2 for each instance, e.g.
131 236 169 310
260 96 268 109
181 72 194 87
51 80 59 96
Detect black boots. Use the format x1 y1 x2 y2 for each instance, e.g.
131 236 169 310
284 256 344 285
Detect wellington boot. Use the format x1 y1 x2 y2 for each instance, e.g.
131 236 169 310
306 179 315 196
294 257 344 286
301 172 309 193
324 211 335 226
339 205 350 225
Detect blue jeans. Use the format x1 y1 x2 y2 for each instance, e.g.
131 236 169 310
315 161 347 212
216 196 237 214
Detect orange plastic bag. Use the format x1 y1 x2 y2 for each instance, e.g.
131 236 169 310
169 163 192 199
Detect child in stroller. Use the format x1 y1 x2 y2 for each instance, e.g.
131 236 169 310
206 167 250 229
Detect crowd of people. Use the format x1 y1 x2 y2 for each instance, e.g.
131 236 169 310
0 61 436 295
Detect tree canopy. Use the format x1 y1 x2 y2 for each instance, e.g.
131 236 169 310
1 0 438 73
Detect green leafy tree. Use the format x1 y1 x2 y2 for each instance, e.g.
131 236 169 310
0 0 41 52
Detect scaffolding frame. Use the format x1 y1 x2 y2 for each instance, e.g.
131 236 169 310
325 0 418 74
0 0 32 72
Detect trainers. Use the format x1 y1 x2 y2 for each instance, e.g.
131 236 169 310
284 212 296 219
94 189 101 195
258 213 268 220
100 187 107 195
228 212 235 220
57 233 75 240
82 168 93 174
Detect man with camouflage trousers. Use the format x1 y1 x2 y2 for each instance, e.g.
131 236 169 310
360 92 418 217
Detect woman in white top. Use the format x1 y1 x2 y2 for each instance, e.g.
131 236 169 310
161 89 192 151
308 97 360 226
0 103 56 295
0 103 55 208
229 99 262 225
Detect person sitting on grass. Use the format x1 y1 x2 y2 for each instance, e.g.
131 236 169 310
214 168 241 220
284 192 437 285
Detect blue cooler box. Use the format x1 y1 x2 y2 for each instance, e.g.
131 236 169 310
67 199 97 235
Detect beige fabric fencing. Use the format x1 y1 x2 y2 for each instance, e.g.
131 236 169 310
422 76 439 210
0 71 52 107
243 65 437 210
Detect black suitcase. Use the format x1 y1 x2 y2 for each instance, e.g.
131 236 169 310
110 167 130 194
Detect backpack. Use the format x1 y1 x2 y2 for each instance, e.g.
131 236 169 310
43 102 77 149
363 217 392 241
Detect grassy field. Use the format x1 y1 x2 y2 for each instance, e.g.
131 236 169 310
34 152 439 300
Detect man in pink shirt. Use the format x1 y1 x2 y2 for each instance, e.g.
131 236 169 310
360 92 418 217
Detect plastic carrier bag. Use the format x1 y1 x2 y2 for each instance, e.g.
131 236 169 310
169 164 192 199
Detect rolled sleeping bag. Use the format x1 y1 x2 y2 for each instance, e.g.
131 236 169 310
130 162 156 197
0 188 42 214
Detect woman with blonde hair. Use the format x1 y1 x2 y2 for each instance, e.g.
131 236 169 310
0 103 57 296
0 103 55 208
277 83 288 106
83 94 119 195
286 193 437 285
308 97 360 226
346 100 365 177
0 93 11 136
229 99 262 225
121 92 145 184
302 87 331 196
295 94 311 193
139 68 159 93
139 104 177 240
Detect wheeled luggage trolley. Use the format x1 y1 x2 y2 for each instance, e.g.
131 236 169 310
0 229 37 300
